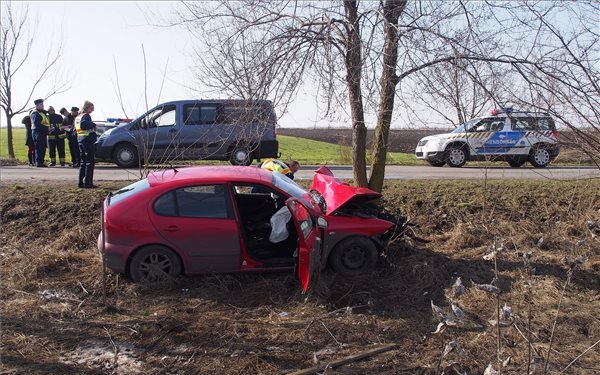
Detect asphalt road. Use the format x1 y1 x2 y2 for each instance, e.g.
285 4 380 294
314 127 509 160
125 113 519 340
1 164 599 185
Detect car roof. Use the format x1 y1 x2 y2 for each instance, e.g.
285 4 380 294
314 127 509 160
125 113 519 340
146 166 273 187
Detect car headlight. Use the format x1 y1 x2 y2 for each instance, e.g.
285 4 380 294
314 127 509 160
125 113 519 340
418 139 428 147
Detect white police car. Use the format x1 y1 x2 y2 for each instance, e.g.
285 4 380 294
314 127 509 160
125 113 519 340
415 108 560 168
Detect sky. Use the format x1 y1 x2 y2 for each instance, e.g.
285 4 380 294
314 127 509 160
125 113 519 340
3 1 338 128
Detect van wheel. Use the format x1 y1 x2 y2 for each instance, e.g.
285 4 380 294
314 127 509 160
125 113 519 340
328 237 378 274
529 145 551 168
445 144 468 167
114 143 139 168
129 245 182 283
229 144 253 166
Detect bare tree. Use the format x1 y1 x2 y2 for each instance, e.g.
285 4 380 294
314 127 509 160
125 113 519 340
169 1 599 190
0 2 69 159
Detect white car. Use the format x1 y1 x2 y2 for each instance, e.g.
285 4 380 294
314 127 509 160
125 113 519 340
415 109 560 168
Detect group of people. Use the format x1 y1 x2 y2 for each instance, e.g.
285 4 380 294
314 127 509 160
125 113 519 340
23 98 98 188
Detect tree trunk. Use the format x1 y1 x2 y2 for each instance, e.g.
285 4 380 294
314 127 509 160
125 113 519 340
344 1 368 187
369 0 406 192
3 107 15 159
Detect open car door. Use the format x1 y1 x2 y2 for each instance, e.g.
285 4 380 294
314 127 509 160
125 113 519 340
285 198 323 293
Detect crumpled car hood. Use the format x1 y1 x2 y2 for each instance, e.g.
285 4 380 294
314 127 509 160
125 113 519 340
309 166 382 215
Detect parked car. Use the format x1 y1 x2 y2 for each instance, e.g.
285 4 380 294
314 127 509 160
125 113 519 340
98 165 410 291
94 118 131 136
94 99 279 168
415 108 560 168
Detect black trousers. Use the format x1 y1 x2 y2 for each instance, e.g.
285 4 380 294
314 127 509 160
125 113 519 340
32 131 47 166
68 133 80 165
78 139 96 186
48 138 66 164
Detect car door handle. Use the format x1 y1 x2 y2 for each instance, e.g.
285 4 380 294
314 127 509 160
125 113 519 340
163 225 179 232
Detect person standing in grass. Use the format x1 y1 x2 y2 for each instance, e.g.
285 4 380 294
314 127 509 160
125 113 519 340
75 100 98 188
21 114 35 166
30 98 50 167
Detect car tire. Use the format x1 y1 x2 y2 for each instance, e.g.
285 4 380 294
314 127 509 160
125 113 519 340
529 145 551 168
445 144 468 168
129 245 182 283
328 237 378 274
427 160 446 167
508 160 525 168
114 143 140 168
229 143 253 166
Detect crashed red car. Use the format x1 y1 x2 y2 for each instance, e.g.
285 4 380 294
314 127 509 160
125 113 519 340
98 165 409 291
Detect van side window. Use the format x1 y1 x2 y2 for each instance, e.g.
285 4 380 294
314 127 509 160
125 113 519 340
140 105 176 129
222 105 266 125
184 104 218 125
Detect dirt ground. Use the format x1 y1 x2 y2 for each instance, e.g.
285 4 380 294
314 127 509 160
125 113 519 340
1 176 599 375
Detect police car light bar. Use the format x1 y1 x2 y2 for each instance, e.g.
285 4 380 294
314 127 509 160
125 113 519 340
490 107 513 115
106 118 133 123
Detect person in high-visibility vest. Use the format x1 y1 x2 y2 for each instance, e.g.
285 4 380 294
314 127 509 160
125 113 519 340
258 159 300 179
75 100 98 188
62 107 81 167
46 106 68 166
30 98 50 167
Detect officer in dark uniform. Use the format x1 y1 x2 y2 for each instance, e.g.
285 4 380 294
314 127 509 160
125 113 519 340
75 100 98 188
47 106 67 166
21 114 35 166
30 98 50 167
63 106 81 167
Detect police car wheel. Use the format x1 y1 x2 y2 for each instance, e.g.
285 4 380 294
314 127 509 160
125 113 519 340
427 160 446 167
508 160 525 168
329 237 378 274
129 245 182 283
529 146 551 168
445 145 467 168
229 144 253 166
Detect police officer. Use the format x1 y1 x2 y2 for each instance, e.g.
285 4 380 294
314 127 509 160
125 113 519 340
21 114 35 166
30 98 49 167
47 106 67 166
259 159 300 179
62 106 81 167
75 100 98 188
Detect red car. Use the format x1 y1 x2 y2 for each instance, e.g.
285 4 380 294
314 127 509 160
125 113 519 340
98 165 408 291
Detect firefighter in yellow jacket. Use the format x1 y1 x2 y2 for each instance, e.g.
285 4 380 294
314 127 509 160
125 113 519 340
46 106 68 166
258 159 300 179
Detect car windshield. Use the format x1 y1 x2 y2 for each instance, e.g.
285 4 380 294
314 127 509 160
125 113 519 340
270 172 307 199
107 179 151 206
451 118 481 133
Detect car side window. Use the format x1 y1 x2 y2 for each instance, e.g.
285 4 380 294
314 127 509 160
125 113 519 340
184 104 218 125
154 184 231 219
512 118 531 130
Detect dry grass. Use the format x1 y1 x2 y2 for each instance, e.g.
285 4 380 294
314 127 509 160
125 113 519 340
1 178 599 374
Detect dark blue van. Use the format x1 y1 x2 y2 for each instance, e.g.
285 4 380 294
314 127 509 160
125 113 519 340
95 99 279 167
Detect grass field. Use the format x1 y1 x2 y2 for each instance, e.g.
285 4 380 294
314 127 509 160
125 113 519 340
0 127 421 166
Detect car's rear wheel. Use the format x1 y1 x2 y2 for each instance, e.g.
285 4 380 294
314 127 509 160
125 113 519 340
427 160 446 167
114 143 140 168
129 245 182 283
229 143 253 166
328 237 378 274
529 145 551 168
445 144 468 167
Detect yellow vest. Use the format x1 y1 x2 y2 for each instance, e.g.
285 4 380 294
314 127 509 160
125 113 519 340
30 110 50 128
261 159 292 176
75 114 90 138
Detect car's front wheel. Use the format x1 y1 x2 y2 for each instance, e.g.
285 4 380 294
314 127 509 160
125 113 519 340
529 145 551 168
114 143 140 168
328 237 378 274
427 160 446 167
229 143 253 166
129 245 182 283
445 144 468 167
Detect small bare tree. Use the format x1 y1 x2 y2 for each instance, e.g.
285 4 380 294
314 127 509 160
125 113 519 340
0 2 69 159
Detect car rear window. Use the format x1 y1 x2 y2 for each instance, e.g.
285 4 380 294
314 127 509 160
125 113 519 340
107 179 151 206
